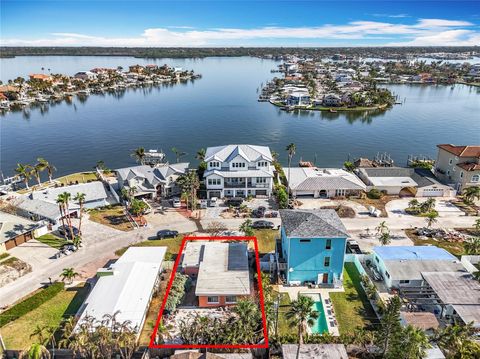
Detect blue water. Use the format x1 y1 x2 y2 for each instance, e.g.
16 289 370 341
311 300 329 334
1 56 479 178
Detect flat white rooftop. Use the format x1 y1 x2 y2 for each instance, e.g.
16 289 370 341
369 176 417 187
75 246 166 336
186 241 251 296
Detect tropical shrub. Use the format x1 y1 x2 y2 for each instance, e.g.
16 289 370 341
164 273 190 312
367 188 383 199
275 185 289 209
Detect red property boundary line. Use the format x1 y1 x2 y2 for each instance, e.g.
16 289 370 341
149 236 269 349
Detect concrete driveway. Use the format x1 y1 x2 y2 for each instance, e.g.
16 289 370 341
386 197 464 218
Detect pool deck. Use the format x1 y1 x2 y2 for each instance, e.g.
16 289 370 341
277 285 342 336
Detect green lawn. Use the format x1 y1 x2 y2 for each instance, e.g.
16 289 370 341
253 229 278 254
0 252 10 261
274 291 294 337
88 205 134 231
56 172 98 186
330 263 378 335
2 284 89 349
36 233 70 249
115 236 184 260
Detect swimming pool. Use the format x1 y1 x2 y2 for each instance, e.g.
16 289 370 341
311 300 329 334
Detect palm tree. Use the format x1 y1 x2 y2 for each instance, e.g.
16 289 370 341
61 192 75 241
435 322 480 358
172 147 187 163
285 295 319 359
61 267 79 284
19 343 50 359
176 170 199 211
239 219 254 236
376 221 391 245
56 194 66 229
31 162 46 187
464 237 480 255
403 325 431 358
37 158 56 182
463 186 480 204
131 147 146 165
30 324 48 344
425 211 439 228
15 163 33 189
195 148 206 162
74 192 86 235
285 143 296 198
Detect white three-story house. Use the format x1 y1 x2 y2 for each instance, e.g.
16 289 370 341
204 144 274 198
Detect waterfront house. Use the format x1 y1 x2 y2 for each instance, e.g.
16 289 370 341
283 167 366 198
181 241 251 307
356 167 454 197
75 247 167 340
129 65 145 74
322 93 342 106
277 209 348 286
74 71 97 80
434 144 480 192
116 163 189 200
0 211 46 252
370 246 465 289
203 144 274 198
29 74 52 82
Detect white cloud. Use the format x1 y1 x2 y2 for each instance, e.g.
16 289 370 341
1 18 478 47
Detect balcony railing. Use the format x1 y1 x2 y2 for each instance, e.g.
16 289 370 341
224 181 270 188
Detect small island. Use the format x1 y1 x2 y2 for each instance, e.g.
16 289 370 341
259 59 396 112
0 64 201 114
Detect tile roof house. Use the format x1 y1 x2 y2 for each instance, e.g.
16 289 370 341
435 144 480 191
203 144 274 199
356 167 454 197
181 241 251 307
116 163 189 199
278 209 348 286
284 167 366 198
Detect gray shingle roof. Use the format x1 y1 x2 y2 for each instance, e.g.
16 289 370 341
280 209 349 238
116 163 189 185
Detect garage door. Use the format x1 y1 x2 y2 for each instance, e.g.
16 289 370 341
422 188 444 197
295 192 315 198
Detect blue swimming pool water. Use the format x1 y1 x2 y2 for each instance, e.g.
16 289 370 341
311 300 329 334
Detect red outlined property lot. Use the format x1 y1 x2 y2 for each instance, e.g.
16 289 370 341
149 236 269 349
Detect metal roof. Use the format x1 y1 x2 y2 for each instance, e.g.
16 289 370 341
280 209 349 239
374 246 457 261
205 145 272 163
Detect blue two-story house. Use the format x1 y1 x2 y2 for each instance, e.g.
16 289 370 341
277 209 349 287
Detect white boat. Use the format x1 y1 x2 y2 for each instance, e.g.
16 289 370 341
77 89 91 96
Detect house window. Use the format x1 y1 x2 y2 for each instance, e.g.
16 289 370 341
210 161 220 168
300 239 311 243
324 257 330 267
225 295 237 303
472 175 480 183
258 161 268 167
335 189 346 196
460 172 464 178
207 178 221 186
207 296 219 304
400 280 410 284
232 163 246 168
326 239 332 250
385 271 390 279
256 177 267 183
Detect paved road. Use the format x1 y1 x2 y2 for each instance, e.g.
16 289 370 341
1 209 477 309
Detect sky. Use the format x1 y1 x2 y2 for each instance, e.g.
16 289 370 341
1 0 479 47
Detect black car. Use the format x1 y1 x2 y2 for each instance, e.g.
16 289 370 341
253 206 266 218
58 225 79 238
225 197 243 207
156 229 179 239
251 220 274 229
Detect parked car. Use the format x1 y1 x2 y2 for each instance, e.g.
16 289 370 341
346 239 362 254
58 225 79 238
225 197 243 207
199 199 208 209
209 197 218 207
155 229 179 239
252 206 267 218
170 197 181 208
251 220 275 229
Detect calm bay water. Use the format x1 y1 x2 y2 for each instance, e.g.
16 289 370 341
1 56 479 178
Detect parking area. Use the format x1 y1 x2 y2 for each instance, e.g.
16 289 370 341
203 197 278 220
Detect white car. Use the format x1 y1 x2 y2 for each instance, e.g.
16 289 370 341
171 197 181 208
209 197 218 207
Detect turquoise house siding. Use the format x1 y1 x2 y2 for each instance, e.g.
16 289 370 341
281 227 347 284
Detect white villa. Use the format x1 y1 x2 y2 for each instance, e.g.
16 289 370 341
203 144 274 198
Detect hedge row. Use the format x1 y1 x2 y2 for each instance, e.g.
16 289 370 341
0 282 65 327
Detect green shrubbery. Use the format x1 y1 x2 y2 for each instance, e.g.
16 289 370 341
0 282 64 327
164 273 190 313
275 185 289 209
367 188 383 199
